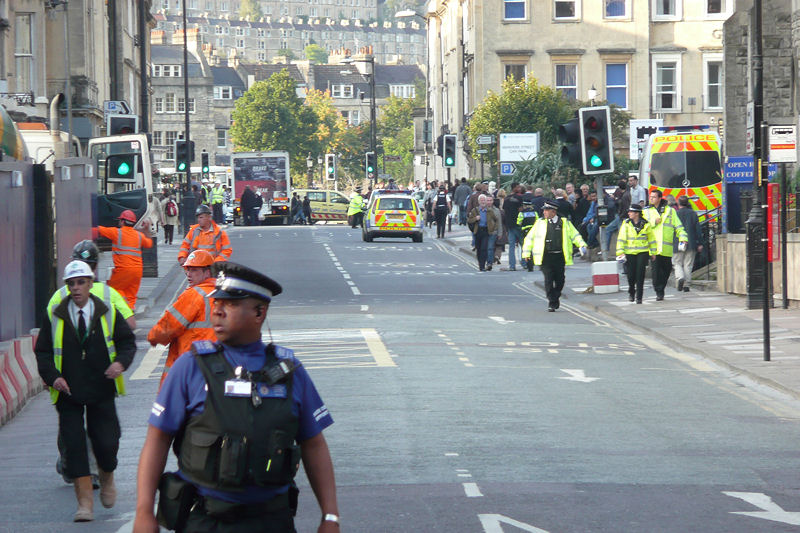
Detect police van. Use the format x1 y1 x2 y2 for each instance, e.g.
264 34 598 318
292 188 350 223
638 125 723 214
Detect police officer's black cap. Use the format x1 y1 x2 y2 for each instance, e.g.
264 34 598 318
628 204 643 213
543 200 559 210
209 262 282 301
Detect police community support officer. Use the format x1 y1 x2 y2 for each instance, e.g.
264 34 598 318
615 204 656 304
434 184 451 239
133 262 339 533
36 260 136 522
521 200 587 312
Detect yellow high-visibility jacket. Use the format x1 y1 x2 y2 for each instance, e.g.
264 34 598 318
522 216 586 266
643 203 687 257
616 219 657 256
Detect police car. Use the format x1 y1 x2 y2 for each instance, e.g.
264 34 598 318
362 191 424 242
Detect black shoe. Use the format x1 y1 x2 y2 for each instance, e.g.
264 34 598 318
91 474 100 490
628 295 635 302
547 306 555 312
636 299 642 304
683 286 690 292
554 300 560 309
677 279 684 292
486 265 492 271
656 294 664 301
479 267 486 271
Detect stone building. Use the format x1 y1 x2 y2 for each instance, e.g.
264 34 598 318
152 13 425 67
425 0 734 182
1 0 152 147
155 0 379 24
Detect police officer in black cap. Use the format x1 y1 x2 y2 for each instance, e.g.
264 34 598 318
521 200 587 311
134 262 339 533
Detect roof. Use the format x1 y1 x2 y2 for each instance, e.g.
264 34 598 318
161 15 425 36
151 45 204 77
312 65 369 93
374 64 425 85
211 66 245 88
238 63 306 84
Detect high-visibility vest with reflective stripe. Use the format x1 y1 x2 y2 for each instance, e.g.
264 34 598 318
616 219 657 256
348 195 365 216
643 204 688 257
46 297 124 403
210 187 225 204
48 282 134 321
98 226 151 268
178 223 232 262
522 217 586 266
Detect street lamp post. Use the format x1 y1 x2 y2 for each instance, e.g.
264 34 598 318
306 152 314 188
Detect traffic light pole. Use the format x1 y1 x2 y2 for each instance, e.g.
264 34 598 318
179 0 195 234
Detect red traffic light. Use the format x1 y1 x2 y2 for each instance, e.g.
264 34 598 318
584 116 601 131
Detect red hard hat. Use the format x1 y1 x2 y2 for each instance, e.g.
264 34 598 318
118 210 137 224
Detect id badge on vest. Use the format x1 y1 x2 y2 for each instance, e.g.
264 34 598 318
224 365 251 397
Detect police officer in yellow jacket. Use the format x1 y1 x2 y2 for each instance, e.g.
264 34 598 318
643 189 688 301
347 187 366 228
522 200 587 312
35 260 136 522
616 205 656 304
516 199 538 270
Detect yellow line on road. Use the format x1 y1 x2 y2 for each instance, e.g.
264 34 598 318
131 345 165 380
628 334 715 372
361 328 396 367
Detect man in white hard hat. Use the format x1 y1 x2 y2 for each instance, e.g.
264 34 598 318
35 260 136 522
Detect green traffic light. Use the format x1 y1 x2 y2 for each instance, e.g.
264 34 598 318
589 155 603 168
202 166 209 173
445 157 454 165
367 165 374 172
178 162 187 171
117 162 131 176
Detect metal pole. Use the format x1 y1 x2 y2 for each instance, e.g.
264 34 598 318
63 2 73 156
760 123 771 361
480 154 484 182
369 56 377 157
179 0 195 234
781 163 788 308
138 0 149 133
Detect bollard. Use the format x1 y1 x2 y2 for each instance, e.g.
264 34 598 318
591 261 620 294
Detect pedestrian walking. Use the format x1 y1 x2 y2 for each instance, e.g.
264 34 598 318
36 260 136 522
161 194 179 245
210 181 225 224
673 195 703 292
489 194 504 268
240 186 257 226
98 209 153 311
49 241 136 487
521 200 587 311
503 184 523 271
133 262 339 533
616 205 656 304
302 195 312 224
147 250 216 386
453 178 471 225
178 204 233 266
468 194 500 271
643 189 687 301
434 184 451 238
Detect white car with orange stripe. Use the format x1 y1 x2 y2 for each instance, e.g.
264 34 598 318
639 126 723 217
362 192 424 242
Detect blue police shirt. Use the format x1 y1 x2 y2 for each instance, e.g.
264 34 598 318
148 340 333 504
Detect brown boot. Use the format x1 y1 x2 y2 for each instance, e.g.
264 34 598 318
73 476 94 522
98 469 117 509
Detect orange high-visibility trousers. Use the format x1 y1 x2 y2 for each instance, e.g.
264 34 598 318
107 267 143 310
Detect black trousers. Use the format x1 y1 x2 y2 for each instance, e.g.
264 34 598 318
56 395 120 479
435 207 448 238
625 253 649 301
540 252 566 306
651 255 673 296
212 203 224 224
164 224 174 244
475 227 489 269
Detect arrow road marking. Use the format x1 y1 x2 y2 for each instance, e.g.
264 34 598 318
723 492 800 526
488 316 515 325
558 369 600 383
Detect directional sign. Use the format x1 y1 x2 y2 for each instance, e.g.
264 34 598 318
499 162 516 176
477 135 495 145
499 132 539 162
103 100 131 115
558 369 600 383
476 149 488 155
384 155 402 162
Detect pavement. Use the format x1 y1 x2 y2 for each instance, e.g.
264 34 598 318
431 220 800 403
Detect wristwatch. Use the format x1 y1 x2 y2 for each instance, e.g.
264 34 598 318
323 513 340 524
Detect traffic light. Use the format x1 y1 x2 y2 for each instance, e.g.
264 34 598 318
443 134 456 167
175 140 194 173
559 115 581 169
107 114 139 135
201 151 210 176
105 153 138 181
365 152 377 181
325 153 336 181
579 106 614 175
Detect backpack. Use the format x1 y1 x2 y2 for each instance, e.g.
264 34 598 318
166 200 177 217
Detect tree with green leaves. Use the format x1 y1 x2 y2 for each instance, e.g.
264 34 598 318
239 0 262 20
275 48 296 61
304 44 329 65
229 70 320 177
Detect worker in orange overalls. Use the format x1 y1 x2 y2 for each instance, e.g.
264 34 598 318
97 210 153 311
177 204 232 266
147 250 216 386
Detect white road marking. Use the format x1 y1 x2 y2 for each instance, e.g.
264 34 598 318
445 452 459 456
723 492 800 525
361 305 369 311
479 514 550 532
558 369 600 383
488 316 514 325
130 345 166 380
628 333 716 372
351 286 361 295
463 482 484 497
